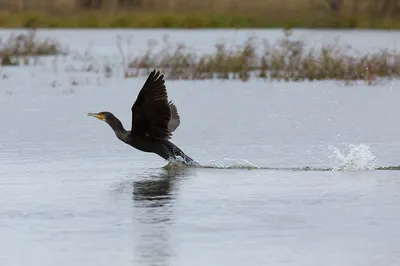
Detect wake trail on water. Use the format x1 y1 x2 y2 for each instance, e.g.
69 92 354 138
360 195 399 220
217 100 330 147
164 143 400 171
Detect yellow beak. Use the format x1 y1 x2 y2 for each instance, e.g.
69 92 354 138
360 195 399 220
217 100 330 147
87 112 105 121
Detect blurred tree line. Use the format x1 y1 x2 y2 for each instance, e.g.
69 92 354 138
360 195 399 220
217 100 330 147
320 0 400 17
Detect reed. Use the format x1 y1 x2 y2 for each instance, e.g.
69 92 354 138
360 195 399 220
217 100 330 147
0 29 397 84
0 28 67 65
118 30 398 83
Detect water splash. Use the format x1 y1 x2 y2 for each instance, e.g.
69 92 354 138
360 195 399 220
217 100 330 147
163 144 386 172
163 157 261 170
328 143 376 171
207 158 261 169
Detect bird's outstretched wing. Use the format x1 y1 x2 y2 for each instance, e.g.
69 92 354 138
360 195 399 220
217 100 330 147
131 70 179 139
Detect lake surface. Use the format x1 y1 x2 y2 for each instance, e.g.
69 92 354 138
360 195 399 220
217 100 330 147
1 29 400 266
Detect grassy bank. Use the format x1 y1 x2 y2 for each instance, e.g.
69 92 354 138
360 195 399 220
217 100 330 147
2 0 400 29
1 11 400 29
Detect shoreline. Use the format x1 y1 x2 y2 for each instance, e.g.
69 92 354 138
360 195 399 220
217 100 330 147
0 12 400 30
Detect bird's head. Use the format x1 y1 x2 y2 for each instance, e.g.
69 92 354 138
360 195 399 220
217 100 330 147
87 111 125 134
87 111 113 122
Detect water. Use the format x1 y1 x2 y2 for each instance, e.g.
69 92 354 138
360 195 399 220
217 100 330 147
1 29 400 266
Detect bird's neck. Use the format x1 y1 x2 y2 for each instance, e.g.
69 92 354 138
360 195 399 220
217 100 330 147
106 117 129 141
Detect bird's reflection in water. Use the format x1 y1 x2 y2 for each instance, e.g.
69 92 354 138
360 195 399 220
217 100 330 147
131 164 195 266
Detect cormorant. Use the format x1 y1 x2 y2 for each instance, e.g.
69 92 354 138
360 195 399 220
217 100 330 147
87 69 197 165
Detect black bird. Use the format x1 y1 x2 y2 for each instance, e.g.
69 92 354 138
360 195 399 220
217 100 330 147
88 70 197 165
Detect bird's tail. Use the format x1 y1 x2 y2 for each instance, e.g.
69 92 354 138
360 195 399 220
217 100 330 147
163 140 198 166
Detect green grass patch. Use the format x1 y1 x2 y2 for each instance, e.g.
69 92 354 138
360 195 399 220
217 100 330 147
0 11 399 29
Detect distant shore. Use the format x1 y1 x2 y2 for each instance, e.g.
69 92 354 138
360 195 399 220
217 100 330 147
0 11 400 29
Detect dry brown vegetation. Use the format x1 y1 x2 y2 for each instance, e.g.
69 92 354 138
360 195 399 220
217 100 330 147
0 28 398 85
115 30 398 83
0 29 67 65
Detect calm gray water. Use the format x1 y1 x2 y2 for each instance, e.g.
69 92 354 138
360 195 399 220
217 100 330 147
1 29 400 266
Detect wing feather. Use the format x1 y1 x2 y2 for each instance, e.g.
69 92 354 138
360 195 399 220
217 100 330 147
168 101 180 132
131 70 180 139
